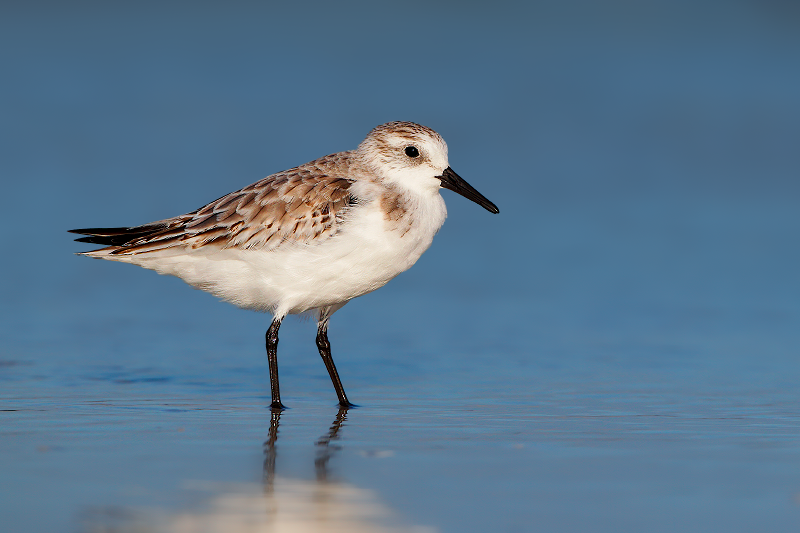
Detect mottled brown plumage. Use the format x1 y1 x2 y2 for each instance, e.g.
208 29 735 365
379 191 413 236
88 152 358 255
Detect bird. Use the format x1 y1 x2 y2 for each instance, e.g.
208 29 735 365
70 121 499 409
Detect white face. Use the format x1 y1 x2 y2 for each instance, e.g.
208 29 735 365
358 122 450 196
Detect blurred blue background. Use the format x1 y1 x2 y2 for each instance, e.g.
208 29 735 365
1 1 799 532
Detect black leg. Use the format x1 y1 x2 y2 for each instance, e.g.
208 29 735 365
316 323 355 408
266 317 286 410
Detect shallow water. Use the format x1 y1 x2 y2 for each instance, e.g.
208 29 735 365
2 1 800 532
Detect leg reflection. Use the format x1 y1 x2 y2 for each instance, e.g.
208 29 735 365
262 405 351 490
262 409 282 493
315 406 349 482
254 407 426 531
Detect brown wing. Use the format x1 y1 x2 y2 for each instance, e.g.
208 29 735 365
71 153 357 255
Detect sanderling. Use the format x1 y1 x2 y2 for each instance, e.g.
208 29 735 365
70 121 499 409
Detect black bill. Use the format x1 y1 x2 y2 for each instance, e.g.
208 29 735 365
437 167 499 214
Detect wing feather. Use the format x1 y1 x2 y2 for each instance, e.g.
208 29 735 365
70 152 358 255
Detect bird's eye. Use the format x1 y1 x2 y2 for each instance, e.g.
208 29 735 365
404 146 420 158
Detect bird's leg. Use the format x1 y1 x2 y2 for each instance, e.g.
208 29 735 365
316 318 355 408
266 317 285 410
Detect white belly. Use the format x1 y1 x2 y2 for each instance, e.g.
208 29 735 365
123 194 448 316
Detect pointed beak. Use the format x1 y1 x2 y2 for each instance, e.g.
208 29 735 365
437 167 499 214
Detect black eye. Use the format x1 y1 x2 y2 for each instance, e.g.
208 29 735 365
404 146 420 158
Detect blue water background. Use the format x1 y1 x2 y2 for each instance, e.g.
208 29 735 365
1 1 799 531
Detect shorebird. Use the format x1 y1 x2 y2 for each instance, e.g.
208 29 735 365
70 121 499 409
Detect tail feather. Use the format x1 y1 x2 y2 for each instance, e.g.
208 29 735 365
68 224 169 247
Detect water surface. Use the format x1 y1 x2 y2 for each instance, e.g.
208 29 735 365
2 1 800 531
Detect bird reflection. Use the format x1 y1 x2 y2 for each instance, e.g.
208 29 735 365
80 405 425 532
